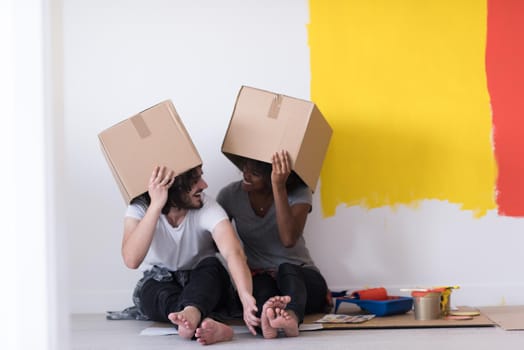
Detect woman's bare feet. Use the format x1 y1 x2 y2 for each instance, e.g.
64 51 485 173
168 306 201 340
261 300 279 339
195 318 234 345
261 296 298 339
267 308 299 337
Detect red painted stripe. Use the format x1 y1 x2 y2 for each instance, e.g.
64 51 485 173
486 0 524 216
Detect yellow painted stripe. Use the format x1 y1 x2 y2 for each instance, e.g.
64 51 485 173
309 0 497 217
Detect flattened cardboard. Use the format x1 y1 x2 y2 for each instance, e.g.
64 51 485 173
480 305 524 330
98 100 202 203
145 308 495 333
146 306 523 332
222 86 333 191
304 311 495 330
304 303 495 330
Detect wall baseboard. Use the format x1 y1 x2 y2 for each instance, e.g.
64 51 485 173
70 289 134 314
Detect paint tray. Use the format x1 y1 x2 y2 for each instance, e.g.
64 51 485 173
334 296 414 316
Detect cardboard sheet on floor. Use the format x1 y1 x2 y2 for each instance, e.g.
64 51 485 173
479 306 524 331
307 303 495 330
303 310 495 330
140 309 494 335
140 306 524 334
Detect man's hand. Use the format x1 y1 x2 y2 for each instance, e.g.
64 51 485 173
240 293 260 335
148 165 175 210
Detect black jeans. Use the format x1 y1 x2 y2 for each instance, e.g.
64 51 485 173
252 263 328 325
137 256 233 323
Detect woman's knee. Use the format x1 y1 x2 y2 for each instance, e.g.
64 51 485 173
278 262 299 275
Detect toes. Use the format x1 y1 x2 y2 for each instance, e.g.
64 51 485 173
266 306 276 320
280 310 291 320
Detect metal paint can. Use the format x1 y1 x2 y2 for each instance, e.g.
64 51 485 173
412 291 442 320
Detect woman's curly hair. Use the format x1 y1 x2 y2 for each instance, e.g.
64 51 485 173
236 156 306 193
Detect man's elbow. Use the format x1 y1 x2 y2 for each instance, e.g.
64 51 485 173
122 253 141 269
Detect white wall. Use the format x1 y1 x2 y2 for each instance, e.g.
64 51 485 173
62 0 524 313
1 0 67 349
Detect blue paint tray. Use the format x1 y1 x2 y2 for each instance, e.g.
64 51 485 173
334 296 414 316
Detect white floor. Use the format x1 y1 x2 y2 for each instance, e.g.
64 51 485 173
71 313 524 350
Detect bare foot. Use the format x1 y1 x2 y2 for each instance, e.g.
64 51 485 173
168 306 201 340
268 308 299 338
195 318 234 345
260 296 292 339
270 295 291 309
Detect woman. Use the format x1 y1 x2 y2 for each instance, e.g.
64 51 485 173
217 150 329 338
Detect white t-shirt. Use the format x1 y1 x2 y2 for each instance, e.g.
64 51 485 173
125 193 228 272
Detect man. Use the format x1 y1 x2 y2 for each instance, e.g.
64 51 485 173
122 165 259 345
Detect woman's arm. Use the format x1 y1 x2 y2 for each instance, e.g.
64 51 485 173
271 150 311 247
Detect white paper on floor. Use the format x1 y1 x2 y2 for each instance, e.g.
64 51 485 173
140 325 252 336
140 323 323 336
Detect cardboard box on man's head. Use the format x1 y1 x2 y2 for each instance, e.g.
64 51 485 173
98 100 202 204
222 86 333 192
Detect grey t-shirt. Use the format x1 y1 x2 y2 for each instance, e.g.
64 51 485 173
217 181 317 271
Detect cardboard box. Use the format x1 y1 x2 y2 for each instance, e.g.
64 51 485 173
98 100 202 203
221 86 333 191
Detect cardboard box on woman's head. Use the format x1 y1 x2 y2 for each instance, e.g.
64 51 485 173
222 86 333 192
98 100 202 203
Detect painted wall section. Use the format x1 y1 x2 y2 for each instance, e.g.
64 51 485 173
309 0 497 217
486 0 524 216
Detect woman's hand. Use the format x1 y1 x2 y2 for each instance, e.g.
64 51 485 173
148 165 175 210
271 150 291 189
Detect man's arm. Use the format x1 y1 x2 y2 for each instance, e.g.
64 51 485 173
122 208 161 269
121 166 174 269
212 219 259 335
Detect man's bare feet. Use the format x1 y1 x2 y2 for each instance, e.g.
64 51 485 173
195 318 234 345
168 306 201 340
261 296 297 339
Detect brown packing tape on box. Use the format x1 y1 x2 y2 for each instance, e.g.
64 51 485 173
267 94 283 119
130 114 151 138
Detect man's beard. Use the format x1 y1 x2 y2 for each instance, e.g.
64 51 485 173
176 192 204 210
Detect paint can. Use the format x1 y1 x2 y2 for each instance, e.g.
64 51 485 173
412 291 442 320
